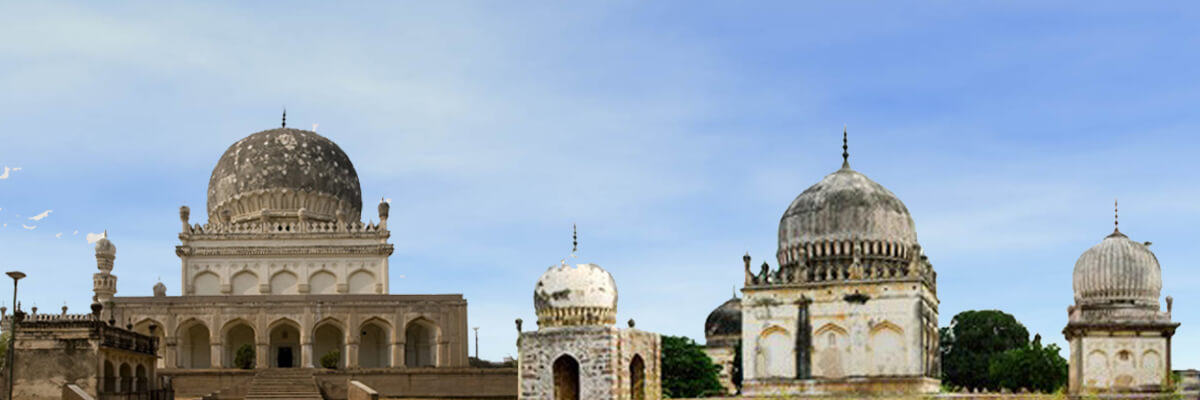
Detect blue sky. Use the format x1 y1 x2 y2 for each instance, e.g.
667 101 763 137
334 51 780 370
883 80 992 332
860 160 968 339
0 2 1197 367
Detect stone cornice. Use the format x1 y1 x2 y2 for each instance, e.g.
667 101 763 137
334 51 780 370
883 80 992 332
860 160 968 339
176 244 394 257
1063 320 1180 339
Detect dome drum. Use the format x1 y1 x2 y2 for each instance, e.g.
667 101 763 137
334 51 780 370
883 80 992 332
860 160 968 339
208 188 356 224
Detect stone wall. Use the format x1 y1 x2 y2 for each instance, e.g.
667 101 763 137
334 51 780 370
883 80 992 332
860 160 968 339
704 346 736 395
1076 336 1168 391
518 325 660 400
315 368 516 400
159 369 255 398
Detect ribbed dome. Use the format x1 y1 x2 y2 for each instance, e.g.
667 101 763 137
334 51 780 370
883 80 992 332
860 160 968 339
207 128 361 224
779 165 917 252
1073 230 1162 307
534 263 618 328
704 297 741 346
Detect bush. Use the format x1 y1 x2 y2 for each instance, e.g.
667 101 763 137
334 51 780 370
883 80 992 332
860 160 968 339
941 310 1029 391
234 344 255 369
320 350 340 369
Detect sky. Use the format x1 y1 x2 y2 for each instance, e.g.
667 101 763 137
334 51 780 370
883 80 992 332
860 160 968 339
0 2 1197 368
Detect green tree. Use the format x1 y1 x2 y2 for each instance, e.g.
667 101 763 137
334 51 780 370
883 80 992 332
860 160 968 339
234 344 255 369
660 335 723 398
940 310 1029 391
731 340 743 394
987 335 1068 393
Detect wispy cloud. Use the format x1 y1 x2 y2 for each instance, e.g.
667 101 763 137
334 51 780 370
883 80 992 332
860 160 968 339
55 232 62 238
0 166 20 180
72 230 78 235
22 224 36 230
28 210 52 221
85 232 105 244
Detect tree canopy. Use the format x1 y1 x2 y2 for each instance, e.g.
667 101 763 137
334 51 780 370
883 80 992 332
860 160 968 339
660 335 724 398
988 334 1069 393
940 310 1030 390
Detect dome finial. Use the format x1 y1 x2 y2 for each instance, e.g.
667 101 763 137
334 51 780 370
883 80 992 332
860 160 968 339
572 224 578 256
281 108 287 128
1114 198 1119 233
842 125 850 168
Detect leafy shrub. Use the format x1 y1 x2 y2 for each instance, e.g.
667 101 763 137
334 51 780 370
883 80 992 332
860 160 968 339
234 344 255 369
320 350 341 369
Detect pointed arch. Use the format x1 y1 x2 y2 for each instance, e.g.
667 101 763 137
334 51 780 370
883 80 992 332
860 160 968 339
869 320 906 375
221 318 257 368
132 318 167 368
193 271 221 295
756 324 792 378
313 317 346 368
267 317 302 368
309 270 338 294
359 317 392 368
814 323 848 337
630 354 646 400
270 270 299 294
177 319 211 368
553 353 580 400
348 269 376 294
405 317 440 367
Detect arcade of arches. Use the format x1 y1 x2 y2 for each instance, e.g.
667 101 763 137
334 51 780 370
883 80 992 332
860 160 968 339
113 299 466 369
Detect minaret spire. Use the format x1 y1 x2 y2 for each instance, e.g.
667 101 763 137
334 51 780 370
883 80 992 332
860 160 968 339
572 224 578 256
282 108 287 128
841 125 850 168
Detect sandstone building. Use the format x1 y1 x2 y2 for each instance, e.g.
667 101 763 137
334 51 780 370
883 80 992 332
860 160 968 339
1064 205 1180 393
96 125 469 371
739 132 940 395
517 245 661 400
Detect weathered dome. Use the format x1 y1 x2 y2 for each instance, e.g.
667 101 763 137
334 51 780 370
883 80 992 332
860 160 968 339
779 165 917 252
534 263 617 328
207 128 362 224
1073 230 1162 308
94 236 116 257
704 297 741 347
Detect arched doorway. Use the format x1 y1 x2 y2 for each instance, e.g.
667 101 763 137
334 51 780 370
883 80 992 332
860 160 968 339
179 322 211 368
405 319 437 367
269 320 301 368
630 354 645 400
119 363 132 393
553 354 580 400
224 321 256 368
103 360 116 393
313 321 345 368
135 364 148 391
359 319 390 368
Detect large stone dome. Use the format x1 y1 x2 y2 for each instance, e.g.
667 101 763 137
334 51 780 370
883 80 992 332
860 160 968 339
533 263 618 328
778 165 917 253
207 128 362 224
1072 230 1162 308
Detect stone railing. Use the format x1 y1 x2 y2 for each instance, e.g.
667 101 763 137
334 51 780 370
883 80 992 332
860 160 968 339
184 220 384 235
98 324 158 355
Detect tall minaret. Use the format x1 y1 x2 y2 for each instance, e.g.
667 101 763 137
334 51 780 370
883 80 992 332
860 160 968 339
92 232 118 321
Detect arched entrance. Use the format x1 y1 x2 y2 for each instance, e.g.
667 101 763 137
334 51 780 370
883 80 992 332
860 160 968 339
133 320 167 368
269 321 301 368
359 319 390 368
119 363 132 392
103 360 116 393
405 319 437 367
630 354 645 400
224 321 256 368
313 321 345 368
135 364 148 391
553 354 580 400
179 322 211 368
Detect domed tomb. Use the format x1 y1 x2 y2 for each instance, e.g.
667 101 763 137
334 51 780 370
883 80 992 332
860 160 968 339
704 297 741 347
534 263 618 328
1072 229 1162 311
207 128 362 224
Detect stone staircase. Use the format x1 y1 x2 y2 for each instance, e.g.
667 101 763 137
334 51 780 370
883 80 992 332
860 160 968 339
244 368 324 400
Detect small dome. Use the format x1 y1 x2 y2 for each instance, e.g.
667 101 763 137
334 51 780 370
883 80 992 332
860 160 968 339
704 297 741 347
153 282 167 297
534 263 617 328
94 236 116 257
207 128 362 224
779 166 917 252
1073 230 1162 308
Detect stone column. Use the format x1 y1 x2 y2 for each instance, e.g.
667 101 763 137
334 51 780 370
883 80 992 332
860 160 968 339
210 341 223 368
347 342 359 368
165 337 178 368
302 340 314 368
256 342 269 369
392 340 404 368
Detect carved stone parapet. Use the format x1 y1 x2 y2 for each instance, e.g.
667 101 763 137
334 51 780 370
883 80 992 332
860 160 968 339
207 188 360 225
